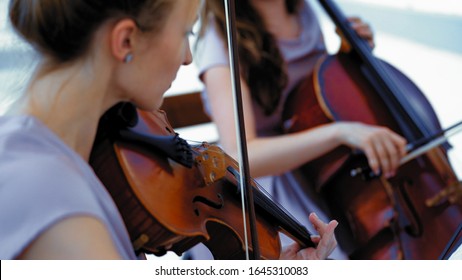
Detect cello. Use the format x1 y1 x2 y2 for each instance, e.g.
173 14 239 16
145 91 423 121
282 0 462 259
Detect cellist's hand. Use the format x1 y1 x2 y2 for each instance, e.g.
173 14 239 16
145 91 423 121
279 213 338 260
336 122 407 178
337 16 375 52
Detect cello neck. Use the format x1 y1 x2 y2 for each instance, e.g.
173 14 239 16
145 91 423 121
318 0 432 141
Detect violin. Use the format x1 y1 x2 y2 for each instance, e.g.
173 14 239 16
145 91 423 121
282 0 462 259
89 102 315 259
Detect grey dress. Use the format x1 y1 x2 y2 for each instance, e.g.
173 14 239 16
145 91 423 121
0 115 137 259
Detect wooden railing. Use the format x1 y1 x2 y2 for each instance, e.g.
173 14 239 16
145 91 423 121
161 91 218 144
161 91 211 128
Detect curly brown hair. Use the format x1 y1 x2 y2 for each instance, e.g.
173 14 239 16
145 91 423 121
198 0 302 115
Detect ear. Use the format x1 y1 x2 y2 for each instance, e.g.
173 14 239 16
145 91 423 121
110 19 138 63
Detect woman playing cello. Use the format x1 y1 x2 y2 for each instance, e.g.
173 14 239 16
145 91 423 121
189 0 407 259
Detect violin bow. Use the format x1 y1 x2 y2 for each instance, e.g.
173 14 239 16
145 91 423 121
223 0 261 259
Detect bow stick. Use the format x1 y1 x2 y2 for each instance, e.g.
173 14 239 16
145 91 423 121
224 0 260 259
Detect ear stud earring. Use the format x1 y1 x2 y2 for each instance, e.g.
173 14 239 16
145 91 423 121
124 53 133 63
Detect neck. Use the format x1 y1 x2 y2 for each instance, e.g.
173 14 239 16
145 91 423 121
251 0 286 19
251 0 299 39
17 58 118 161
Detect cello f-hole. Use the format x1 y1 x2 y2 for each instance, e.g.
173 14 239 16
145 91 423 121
396 178 423 237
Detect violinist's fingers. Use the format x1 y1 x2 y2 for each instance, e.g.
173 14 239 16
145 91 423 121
310 235 321 244
279 242 302 260
308 213 338 258
308 213 338 243
280 214 338 260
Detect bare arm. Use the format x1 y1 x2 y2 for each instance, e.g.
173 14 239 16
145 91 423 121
203 66 406 178
18 216 122 260
203 67 344 177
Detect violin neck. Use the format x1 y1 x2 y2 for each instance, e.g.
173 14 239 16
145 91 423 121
226 166 316 248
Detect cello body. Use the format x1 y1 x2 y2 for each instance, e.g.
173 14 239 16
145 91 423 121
282 0 462 260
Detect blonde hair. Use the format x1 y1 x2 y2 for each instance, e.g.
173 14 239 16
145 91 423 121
9 0 175 62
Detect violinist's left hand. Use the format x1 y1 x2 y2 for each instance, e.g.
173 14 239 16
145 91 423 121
279 213 338 260
338 16 375 51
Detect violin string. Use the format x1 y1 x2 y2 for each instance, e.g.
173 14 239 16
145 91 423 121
254 187 312 238
180 136 312 245
225 167 313 246
184 139 312 244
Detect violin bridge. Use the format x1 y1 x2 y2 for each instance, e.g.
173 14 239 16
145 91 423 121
194 144 227 185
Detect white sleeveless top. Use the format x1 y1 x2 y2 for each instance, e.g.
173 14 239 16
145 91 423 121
195 0 326 136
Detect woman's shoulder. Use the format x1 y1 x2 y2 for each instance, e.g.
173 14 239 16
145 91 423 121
0 115 112 213
194 15 229 74
298 0 323 30
0 115 121 259
0 116 90 187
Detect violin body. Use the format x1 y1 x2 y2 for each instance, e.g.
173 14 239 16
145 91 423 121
90 104 278 259
283 51 462 259
90 103 314 259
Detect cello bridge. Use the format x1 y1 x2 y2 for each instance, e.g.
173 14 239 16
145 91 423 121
425 181 462 207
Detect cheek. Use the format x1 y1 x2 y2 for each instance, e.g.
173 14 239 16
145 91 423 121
135 40 187 110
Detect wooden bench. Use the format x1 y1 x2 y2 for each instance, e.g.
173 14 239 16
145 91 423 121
161 91 218 144
161 91 210 128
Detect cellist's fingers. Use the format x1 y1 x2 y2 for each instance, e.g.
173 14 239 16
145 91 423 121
389 131 408 157
362 141 381 175
370 130 407 177
371 137 394 177
380 136 404 177
348 16 375 49
364 135 404 177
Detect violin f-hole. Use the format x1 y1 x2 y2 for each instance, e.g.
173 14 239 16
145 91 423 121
193 194 224 216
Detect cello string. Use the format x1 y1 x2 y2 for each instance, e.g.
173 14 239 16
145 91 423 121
351 121 462 177
405 120 462 151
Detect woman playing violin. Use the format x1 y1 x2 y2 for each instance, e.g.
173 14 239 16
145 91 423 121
190 0 407 259
0 0 336 260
